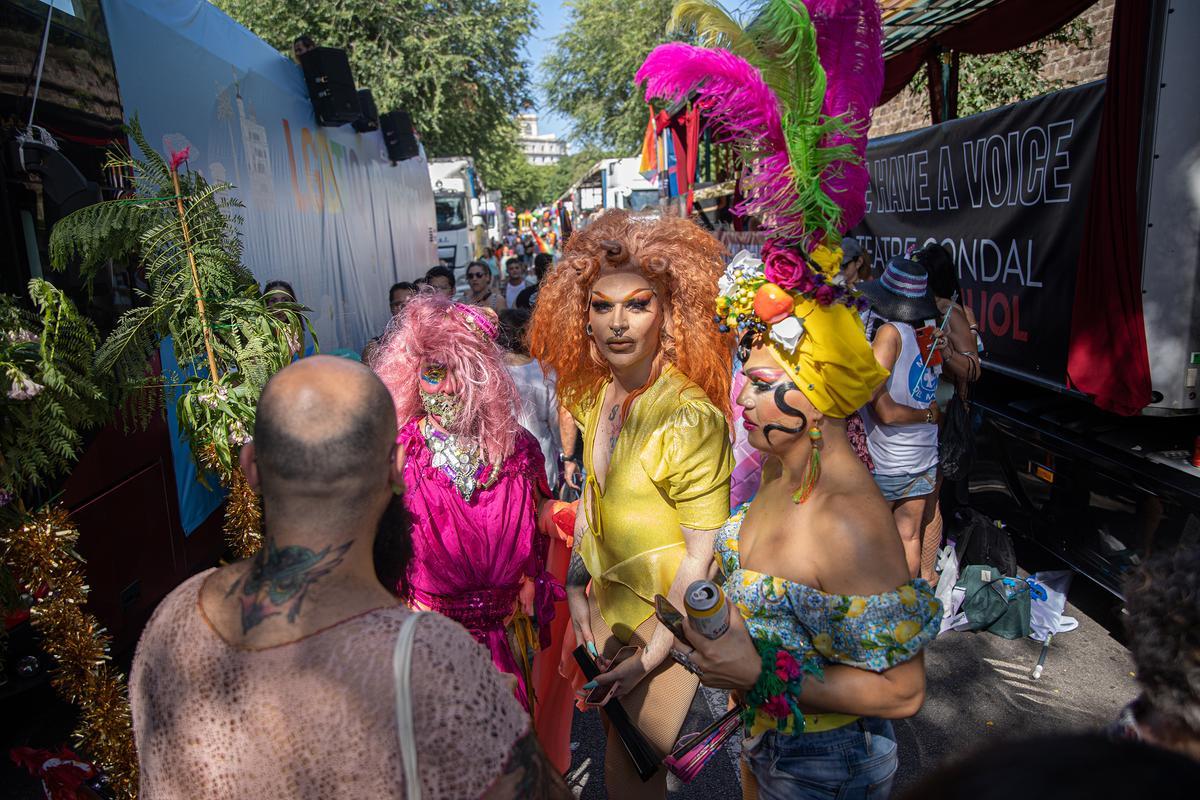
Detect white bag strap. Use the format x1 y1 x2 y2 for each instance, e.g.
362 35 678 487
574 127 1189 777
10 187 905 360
394 612 424 800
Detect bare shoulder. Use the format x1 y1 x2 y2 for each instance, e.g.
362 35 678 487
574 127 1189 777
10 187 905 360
871 323 900 366
809 486 910 595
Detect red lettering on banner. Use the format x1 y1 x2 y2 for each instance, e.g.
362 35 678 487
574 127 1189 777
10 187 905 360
1011 295 1029 342
964 289 1028 343
987 291 1010 336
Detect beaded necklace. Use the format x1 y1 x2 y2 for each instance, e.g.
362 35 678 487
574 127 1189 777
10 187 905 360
421 420 500 501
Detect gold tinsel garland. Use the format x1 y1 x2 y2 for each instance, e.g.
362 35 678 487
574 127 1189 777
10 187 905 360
0 505 137 798
224 466 263 559
198 445 263 559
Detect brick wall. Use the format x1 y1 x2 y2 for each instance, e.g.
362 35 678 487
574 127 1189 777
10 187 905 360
868 0 1114 138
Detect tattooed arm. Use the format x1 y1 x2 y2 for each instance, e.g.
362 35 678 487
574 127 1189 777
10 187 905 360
565 483 597 655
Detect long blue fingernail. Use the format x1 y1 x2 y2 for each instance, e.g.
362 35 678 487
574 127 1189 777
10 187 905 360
582 680 598 690
587 642 598 657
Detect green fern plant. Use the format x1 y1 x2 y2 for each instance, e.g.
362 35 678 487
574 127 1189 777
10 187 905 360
0 280 108 503
49 117 314 483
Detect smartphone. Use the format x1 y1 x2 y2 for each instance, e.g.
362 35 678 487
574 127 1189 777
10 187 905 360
584 645 641 706
654 594 692 648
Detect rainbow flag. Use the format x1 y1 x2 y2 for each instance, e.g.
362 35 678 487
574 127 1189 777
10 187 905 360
639 108 658 181
530 229 552 254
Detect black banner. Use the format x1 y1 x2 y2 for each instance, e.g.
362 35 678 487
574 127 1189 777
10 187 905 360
852 81 1104 381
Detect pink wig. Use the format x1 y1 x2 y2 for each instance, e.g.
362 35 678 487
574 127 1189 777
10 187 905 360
371 291 520 463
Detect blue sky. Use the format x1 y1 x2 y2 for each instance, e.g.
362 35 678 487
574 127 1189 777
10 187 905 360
525 1 572 142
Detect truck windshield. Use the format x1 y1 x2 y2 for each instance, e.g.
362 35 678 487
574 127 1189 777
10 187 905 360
436 194 467 231
628 189 660 212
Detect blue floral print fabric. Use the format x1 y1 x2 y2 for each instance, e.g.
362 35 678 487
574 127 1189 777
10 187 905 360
715 504 941 673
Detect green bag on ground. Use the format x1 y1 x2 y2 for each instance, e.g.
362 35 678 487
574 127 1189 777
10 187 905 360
957 564 1031 640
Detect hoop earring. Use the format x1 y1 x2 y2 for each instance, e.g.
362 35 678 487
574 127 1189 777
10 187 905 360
585 323 593 336
792 427 823 504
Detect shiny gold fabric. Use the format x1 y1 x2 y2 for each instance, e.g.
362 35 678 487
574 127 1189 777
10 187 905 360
573 365 732 639
768 297 889 419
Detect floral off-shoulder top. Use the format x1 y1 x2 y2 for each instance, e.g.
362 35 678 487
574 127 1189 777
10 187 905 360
715 504 941 734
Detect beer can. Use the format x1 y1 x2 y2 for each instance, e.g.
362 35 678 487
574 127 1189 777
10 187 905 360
684 580 729 640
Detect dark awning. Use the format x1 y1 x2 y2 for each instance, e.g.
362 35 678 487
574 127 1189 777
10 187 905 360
880 0 1096 103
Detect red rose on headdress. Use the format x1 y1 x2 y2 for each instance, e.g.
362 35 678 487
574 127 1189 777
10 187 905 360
814 284 837 306
762 242 810 291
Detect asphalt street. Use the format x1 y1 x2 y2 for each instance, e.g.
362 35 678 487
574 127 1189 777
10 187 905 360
565 587 1138 799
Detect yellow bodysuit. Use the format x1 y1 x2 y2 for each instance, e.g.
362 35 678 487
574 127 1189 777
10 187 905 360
574 364 733 642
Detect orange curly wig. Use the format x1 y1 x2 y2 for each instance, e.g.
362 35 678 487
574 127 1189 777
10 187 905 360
529 210 732 418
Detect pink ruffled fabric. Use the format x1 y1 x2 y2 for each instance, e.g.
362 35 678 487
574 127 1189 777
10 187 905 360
397 417 557 708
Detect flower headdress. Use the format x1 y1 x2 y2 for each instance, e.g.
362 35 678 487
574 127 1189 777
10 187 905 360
640 0 887 418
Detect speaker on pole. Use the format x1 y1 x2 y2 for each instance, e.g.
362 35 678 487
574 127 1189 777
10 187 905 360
353 89 379 132
380 110 420 162
298 47 360 127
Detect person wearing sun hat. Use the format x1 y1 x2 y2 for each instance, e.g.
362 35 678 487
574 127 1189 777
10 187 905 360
638 1 941 796
859 256 947 583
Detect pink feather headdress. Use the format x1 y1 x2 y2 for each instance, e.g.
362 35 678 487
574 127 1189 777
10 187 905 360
639 0 883 248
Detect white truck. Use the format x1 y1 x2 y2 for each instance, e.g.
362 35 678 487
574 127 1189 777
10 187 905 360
569 157 659 216
428 157 487 272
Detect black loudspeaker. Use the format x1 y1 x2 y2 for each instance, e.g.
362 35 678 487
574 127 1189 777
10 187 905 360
353 89 379 132
299 47 359 127
380 110 419 161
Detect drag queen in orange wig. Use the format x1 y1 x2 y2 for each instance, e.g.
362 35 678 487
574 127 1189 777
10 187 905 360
529 210 733 799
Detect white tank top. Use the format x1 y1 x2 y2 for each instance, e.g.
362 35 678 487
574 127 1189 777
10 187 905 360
861 322 939 476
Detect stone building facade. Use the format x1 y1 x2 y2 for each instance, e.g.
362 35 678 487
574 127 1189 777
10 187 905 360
517 112 569 166
869 0 1114 138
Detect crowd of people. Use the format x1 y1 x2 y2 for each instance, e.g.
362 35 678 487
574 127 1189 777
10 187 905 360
125 209 1200 799
126 13 1194 799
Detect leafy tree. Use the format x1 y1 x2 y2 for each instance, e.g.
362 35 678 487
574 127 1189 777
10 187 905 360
542 0 679 153
489 150 554 210
910 19 1094 118
215 0 536 185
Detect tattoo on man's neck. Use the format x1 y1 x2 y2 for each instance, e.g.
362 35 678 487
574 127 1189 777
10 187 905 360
227 538 353 633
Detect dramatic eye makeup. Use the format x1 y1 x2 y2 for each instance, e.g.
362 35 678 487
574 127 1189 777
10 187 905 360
744 367 786 393
744 367 808 443
421 363 446 385
590 289 656 314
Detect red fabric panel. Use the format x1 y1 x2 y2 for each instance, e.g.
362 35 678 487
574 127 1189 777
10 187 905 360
880 47 925 105
1066 0 1152 415
685 106 701 214
879 0 1095 104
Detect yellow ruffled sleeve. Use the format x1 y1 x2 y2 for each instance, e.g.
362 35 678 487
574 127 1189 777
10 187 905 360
639 401 733 531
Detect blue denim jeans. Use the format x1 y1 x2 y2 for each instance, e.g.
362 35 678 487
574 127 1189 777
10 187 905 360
743 718 899 800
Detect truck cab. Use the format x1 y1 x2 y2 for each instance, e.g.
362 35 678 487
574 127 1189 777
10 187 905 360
429 158 486 277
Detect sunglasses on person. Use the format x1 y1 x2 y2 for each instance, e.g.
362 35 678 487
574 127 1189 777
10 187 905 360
467 270 488 280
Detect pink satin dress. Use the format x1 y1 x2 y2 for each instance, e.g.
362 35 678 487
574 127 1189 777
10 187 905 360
396 418 561 712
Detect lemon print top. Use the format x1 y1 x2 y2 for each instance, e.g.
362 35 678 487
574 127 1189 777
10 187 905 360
573 364 732 641
715 504 941 734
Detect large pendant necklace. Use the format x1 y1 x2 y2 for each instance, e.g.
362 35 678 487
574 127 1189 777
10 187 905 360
422 420 500 501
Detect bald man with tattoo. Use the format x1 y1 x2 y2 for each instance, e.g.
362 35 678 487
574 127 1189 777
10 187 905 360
130 356 569 799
